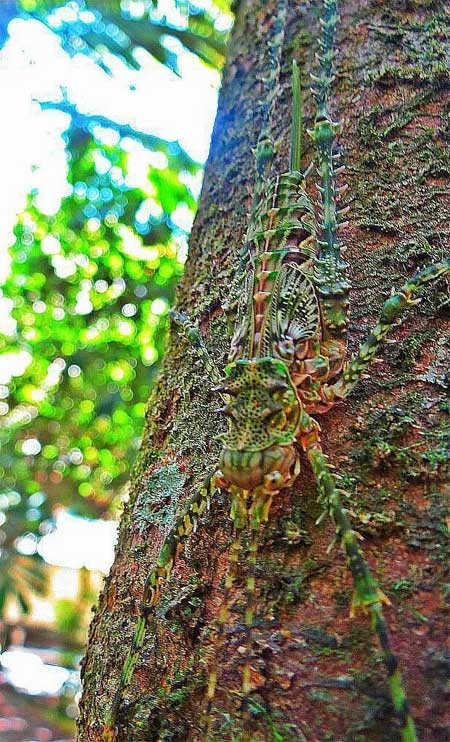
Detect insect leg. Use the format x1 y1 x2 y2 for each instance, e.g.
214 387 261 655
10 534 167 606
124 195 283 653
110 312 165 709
241 489 274 695
300 422 418 742
253 0 288 181
311 0 351 352
203 488 247 735
170 309 224 392
102 476 216 741
324 258 450 402
239 521 262 742
242 521 260 696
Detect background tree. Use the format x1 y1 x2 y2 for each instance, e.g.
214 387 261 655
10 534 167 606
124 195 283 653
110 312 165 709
68 0 450 739
0 0 230 622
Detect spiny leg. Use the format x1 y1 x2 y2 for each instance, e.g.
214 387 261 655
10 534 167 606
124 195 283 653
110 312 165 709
170 309 224 391
238 499 272 742
241 488 275 698
205 485 281 740
235 0 289 292
205 525 244 707
239 479 290 741
300 421 418 742
102 479 215 741
203 487 248 738
311 0 350 350
242 520 260 699
253 0 288 181
324 258 450 402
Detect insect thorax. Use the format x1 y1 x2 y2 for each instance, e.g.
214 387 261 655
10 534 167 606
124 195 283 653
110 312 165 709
217 358 301 491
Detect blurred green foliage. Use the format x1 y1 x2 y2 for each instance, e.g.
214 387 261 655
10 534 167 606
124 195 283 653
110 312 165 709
0 0 233 618
19 0 229 74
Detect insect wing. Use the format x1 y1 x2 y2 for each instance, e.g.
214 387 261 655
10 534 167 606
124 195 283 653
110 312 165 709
262 263 320 357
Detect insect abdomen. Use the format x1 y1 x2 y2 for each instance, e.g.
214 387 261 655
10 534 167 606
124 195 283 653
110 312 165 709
219 444 298 491
230 171 318 363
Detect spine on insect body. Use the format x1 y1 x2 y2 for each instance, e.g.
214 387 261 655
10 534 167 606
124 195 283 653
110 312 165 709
230 100 321 374
232 177 319 364
229 1 326 375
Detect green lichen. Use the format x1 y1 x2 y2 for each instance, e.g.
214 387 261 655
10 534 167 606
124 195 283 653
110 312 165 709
131 664 205 742
271 557 327 608
407 491 450 566
365 14 450 86
348 394 449 481
209 696 305 742
132 464 187 532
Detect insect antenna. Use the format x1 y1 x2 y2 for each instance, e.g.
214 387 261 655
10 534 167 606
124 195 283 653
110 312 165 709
169 309 224 392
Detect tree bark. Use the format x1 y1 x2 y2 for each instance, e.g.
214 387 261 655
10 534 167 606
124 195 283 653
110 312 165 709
78 1 450 740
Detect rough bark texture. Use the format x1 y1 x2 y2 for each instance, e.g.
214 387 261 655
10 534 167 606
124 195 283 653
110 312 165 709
78 1 450 740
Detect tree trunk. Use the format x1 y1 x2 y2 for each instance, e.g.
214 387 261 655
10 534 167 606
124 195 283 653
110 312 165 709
78 1 450 740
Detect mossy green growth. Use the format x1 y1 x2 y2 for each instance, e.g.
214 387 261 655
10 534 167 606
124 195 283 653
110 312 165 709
407 491 450 567
132 463 187 532
132 665 204 742
366 13 450 85
273 557 327 608
209 696 305 742
349 398 418 472
385 328 435 372
157 574 203 623
348 392 449 480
